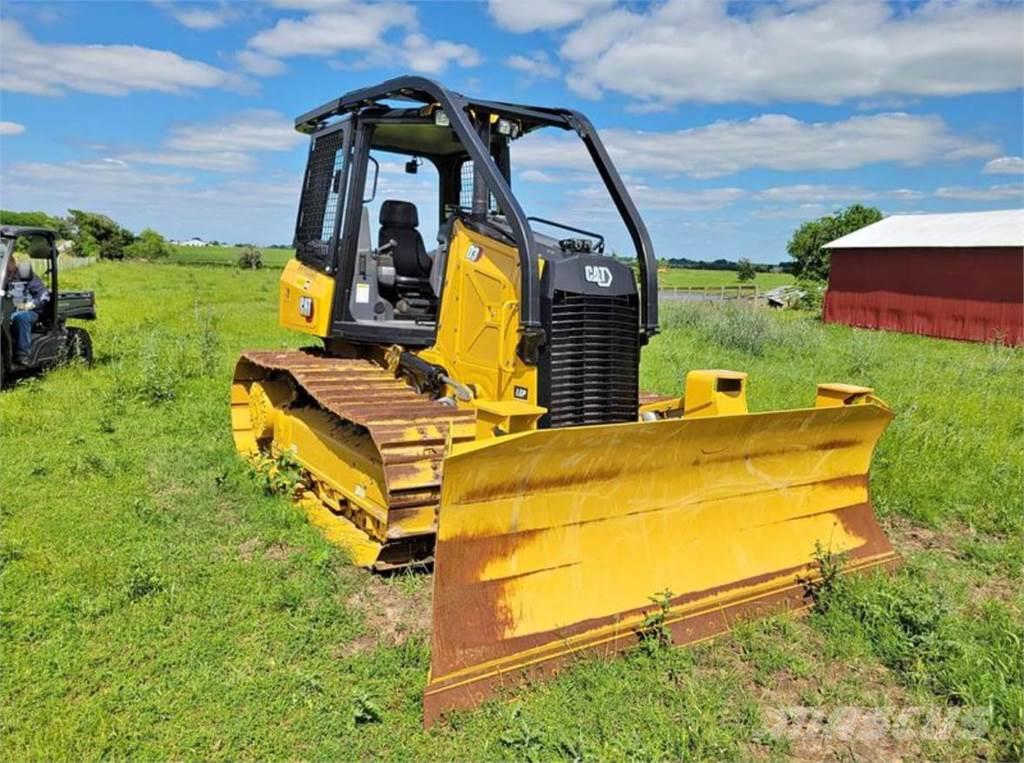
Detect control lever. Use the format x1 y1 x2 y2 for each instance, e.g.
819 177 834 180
375 238 397 258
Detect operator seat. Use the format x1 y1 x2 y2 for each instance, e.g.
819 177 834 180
378 200 432 280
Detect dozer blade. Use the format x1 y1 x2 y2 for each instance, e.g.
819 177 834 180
424 398 897 724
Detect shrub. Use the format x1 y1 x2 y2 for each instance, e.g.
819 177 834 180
736 258 756 282
794 277 825 313
663 302 783 356
124 228 172 260
238 246 263 269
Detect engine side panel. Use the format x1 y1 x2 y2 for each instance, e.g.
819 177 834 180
419 221 538 407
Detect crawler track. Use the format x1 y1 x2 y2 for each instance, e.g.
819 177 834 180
232 349 475 568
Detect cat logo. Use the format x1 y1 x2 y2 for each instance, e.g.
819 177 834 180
583 265 613 288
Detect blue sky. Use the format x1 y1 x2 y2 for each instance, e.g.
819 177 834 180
0 0 1021 262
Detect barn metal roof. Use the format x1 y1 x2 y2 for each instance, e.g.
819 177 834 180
825 209 1024 249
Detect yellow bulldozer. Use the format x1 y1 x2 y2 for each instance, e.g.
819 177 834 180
231 77 898 724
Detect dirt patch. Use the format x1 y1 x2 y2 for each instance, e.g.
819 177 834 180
709 619 932 761
334 572 432 658
238 537 261 562
264 542 299 562
968 576 1020 607
885 517 1019 606
883 516 966 556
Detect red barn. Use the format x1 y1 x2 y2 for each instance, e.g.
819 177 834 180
823 209 1024 345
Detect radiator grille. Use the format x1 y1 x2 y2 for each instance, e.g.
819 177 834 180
544 291 639 428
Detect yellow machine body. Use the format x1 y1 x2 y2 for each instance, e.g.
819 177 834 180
233 83 898 725
279 259 336 337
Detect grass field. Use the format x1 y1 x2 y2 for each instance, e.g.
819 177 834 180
168 244 294 268
1 262 1020 760
168 243 792 290
657 268 794 289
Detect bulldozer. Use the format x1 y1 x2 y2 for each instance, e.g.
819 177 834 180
231 76 898 724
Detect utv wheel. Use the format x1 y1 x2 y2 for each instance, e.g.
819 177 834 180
66 327 93 366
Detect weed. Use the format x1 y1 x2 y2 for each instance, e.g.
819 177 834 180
273 582 304 613
0 540 24 572
123 563 165 602
133 333 178 404
499 705 546 761
255 448 306 498
352 690 382 725
663 302 782 355
637 588 674 656
805 540 849 613
813 565 1023 759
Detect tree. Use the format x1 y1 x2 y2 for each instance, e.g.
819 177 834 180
66 209 135 259
124 228 172 259
736 258 756 282
237 246 263 269
0 210 71 239
786 204 883 281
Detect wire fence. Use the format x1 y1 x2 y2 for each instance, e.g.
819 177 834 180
658 285 760 303
30 256 96 273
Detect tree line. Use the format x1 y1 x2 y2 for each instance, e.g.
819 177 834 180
0 208 175 260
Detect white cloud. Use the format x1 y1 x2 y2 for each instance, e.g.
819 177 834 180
269 0 353 9
576 183 746 212
752 204 829 221
752 184 927 206
236 50 286 76
887 188 927 202
243 3 479 77
247 3 416 57
2 158 300 242
166 4 237 30
754 185 874 203
118 150 257 173
401 33 481 74
559 0 1024 105
519 169 560 184
506 51 559 79
0 20 240 96
119 111 304 173
6 158 193 189
934 184 1024 201
511 112 998 178
164 110 303 153
488 0 616 33
983 156 1024 176
0 121 26 136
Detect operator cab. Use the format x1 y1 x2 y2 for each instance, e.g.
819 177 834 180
291 77 658 354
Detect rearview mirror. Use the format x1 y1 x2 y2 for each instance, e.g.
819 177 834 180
405 158 421 175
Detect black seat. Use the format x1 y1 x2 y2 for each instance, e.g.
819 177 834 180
378 200 431 279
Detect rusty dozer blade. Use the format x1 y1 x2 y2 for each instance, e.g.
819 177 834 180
424 387 898 724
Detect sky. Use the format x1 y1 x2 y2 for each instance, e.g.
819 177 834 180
0 0 1022 263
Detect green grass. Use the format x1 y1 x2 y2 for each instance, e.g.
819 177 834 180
1 263 1020 759
657 267 793 289
168 244 294 268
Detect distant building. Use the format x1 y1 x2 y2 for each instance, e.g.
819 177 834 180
823 209 1023 345
177 237 208 247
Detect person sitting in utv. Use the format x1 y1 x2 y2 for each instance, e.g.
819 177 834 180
7 259 50 365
